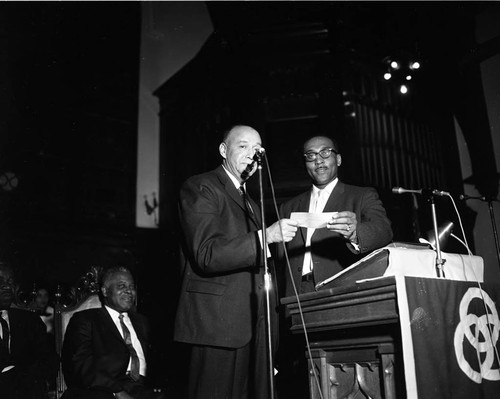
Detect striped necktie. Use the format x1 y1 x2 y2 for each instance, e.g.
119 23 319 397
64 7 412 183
238 185 254 216
119 313 140 381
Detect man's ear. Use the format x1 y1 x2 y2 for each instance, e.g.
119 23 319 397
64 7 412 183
219 142 227 159
101 286 107 298
336 154 342 167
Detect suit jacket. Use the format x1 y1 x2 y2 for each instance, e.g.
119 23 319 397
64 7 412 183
62 307 150 396
174 165 274 349
279 181 393 296
0 307 58 399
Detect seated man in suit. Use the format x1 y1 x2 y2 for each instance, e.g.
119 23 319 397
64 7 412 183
62 266 165 399
0 261 59 399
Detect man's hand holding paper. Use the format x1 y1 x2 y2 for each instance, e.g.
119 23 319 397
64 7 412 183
290 212 338 229
326 211 358 242
291 210 358 242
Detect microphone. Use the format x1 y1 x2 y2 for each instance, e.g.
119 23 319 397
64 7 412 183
253 147 265 161
432 189 450 197
459 194 486 201
392 187 422 195
392 187 450 197
241 148 265 180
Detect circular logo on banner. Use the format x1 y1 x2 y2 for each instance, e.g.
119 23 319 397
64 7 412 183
454 287 500 383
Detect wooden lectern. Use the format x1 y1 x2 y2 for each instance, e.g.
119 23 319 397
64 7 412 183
281 246 484 399
282 276 403 399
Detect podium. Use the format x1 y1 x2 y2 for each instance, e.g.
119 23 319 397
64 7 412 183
282 276 402 398
281 247 498 399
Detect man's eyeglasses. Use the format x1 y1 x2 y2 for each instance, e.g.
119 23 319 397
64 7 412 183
304 148 338 162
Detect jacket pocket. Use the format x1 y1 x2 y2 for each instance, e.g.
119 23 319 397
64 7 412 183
186 279 226 296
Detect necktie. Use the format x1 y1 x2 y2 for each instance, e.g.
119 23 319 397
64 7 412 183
119 313 140 381
302 189 325 276
238 185 254 216
0 311 9 354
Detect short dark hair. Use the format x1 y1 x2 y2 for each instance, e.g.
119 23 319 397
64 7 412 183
100 266 133 289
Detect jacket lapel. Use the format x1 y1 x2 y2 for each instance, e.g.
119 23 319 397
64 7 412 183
216 166 261 228
296 191 311 244
99 307 126 345
244 191 262 227
323 181 345 213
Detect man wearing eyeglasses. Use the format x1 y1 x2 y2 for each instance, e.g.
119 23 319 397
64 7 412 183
279 135 393 296
276 135 393 397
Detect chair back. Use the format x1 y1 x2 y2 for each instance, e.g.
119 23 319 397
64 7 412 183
54 267 102 399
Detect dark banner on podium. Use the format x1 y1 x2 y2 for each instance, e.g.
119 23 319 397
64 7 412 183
399 277 500 398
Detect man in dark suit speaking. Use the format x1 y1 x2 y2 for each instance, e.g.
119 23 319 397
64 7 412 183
174 125 298 399
62 266 165 399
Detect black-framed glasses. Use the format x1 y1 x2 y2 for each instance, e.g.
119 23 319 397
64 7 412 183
303 148 338 162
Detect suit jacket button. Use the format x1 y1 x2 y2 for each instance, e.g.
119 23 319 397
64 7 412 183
298 267 302 273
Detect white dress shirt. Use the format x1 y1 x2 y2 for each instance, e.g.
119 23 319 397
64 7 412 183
302 178 338 275
105 306 147 376
0 309 9 343
0 309 14 373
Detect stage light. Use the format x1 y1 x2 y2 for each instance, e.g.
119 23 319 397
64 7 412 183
382 53 421 95
410 61 420 70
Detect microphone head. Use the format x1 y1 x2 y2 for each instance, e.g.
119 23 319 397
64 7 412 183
392 187 403 194
252 147 265 161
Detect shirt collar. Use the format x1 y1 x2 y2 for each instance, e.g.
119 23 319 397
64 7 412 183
312 177 338 197
105 305 126 320
222 164 245 190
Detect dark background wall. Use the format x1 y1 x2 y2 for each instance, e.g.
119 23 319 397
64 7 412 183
1 2 141 284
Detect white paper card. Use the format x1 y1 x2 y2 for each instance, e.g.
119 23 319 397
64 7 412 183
290 212 338 229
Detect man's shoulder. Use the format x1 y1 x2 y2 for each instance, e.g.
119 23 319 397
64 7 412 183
8 307 47 332
128 310 148 325
183 166 222 186
342 182 377 195
9 307 41 322
70 307 105 321
181 166 228 198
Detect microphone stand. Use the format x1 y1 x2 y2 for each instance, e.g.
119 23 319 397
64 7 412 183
463 195 500 270
255 154 275 399
487 199 500 270
424 191 446 278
